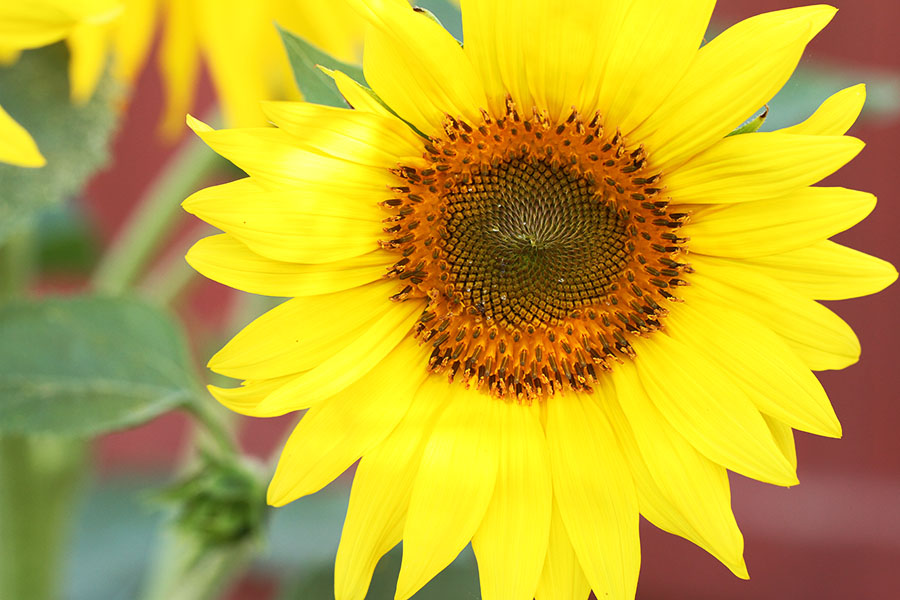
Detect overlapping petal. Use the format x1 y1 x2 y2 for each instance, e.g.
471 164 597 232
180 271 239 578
472 402 551 600
267 336 429 506
606 372 748 578
743 241 898 300
546 390 640 600
684 186 875 258
396 386 502 600
186 234 392 297
334 376 453 600
633 5 836 170
348 0 487 136
690 256 861 370
666 133 863 206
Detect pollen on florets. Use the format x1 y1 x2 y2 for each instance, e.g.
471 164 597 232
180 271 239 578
381 99 690 401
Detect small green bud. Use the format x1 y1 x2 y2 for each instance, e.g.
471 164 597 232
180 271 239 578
156 452 267 551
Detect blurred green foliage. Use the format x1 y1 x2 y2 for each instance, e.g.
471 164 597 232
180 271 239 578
278 25 365 108
0 44 119 245
0 297 196 436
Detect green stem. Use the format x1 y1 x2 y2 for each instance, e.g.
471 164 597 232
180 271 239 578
0 231 90 600
0 229 34 299
91 134 221 295
185 395 239 459
139 529 255 600
0 436 88 600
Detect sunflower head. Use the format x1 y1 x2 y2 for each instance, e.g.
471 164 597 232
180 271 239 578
184 2 897 600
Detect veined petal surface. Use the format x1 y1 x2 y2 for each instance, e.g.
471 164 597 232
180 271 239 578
634 5 836 170
396 388 502 600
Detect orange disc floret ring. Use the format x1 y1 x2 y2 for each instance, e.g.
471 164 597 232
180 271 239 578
381 100 690 401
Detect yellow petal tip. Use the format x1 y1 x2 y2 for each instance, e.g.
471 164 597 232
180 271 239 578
186 114 213 134
732 558 750 580
808 5 838 35
266 481 287 507
18 153 47 168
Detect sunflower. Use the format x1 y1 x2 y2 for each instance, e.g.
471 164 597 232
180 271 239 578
183 1 897 599
0 0 121 166
55 0 368 135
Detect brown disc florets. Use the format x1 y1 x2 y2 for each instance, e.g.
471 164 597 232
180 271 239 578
381 101 690 400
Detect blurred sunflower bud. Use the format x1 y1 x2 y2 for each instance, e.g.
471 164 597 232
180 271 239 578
141 452 268 600
157 451 267 552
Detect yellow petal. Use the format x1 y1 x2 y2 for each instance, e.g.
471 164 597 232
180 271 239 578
158 0 199 139
277 1 366 64
684 186 876 258
605 370 748 578
396 387 502 600
472 402 551 600
349 0 487 136
460 0 533 118
632 333 798 486
186 234 392 297
182 177 384 265
266 336 428 506
0 0 121 50
666 297 841 437
187 115 400 191
326 67 393 117
533 498 591 600
633 5 836 171
763 414 798 471
779 84 866 136
463 0 626 122
208 374 312 417
689 255 861 370
208 279 400 380
261 101 423 165
66 21 111 103
596 0 715 136
192 0 270 127
111 0 156 84
667 133 864 205
254 298 423 416
742 240 898 301
335 376 453 600
546 390 640 600
0 104 45 167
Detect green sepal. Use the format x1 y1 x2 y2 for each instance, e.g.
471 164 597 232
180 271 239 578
727 106 769 137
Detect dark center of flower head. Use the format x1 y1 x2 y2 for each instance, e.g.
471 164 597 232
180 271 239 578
382 100 690 401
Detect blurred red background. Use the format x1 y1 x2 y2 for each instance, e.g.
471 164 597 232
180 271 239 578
82 1 900 598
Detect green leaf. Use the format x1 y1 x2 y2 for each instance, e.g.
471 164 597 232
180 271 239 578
727 107 769 137
0 296 197 437
277 24 366 108
0 44 120 245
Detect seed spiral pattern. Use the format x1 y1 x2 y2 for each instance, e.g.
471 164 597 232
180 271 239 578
442 157 631 330
381 100 691 400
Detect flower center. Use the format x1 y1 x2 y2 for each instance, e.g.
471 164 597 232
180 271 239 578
382 102 690 400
